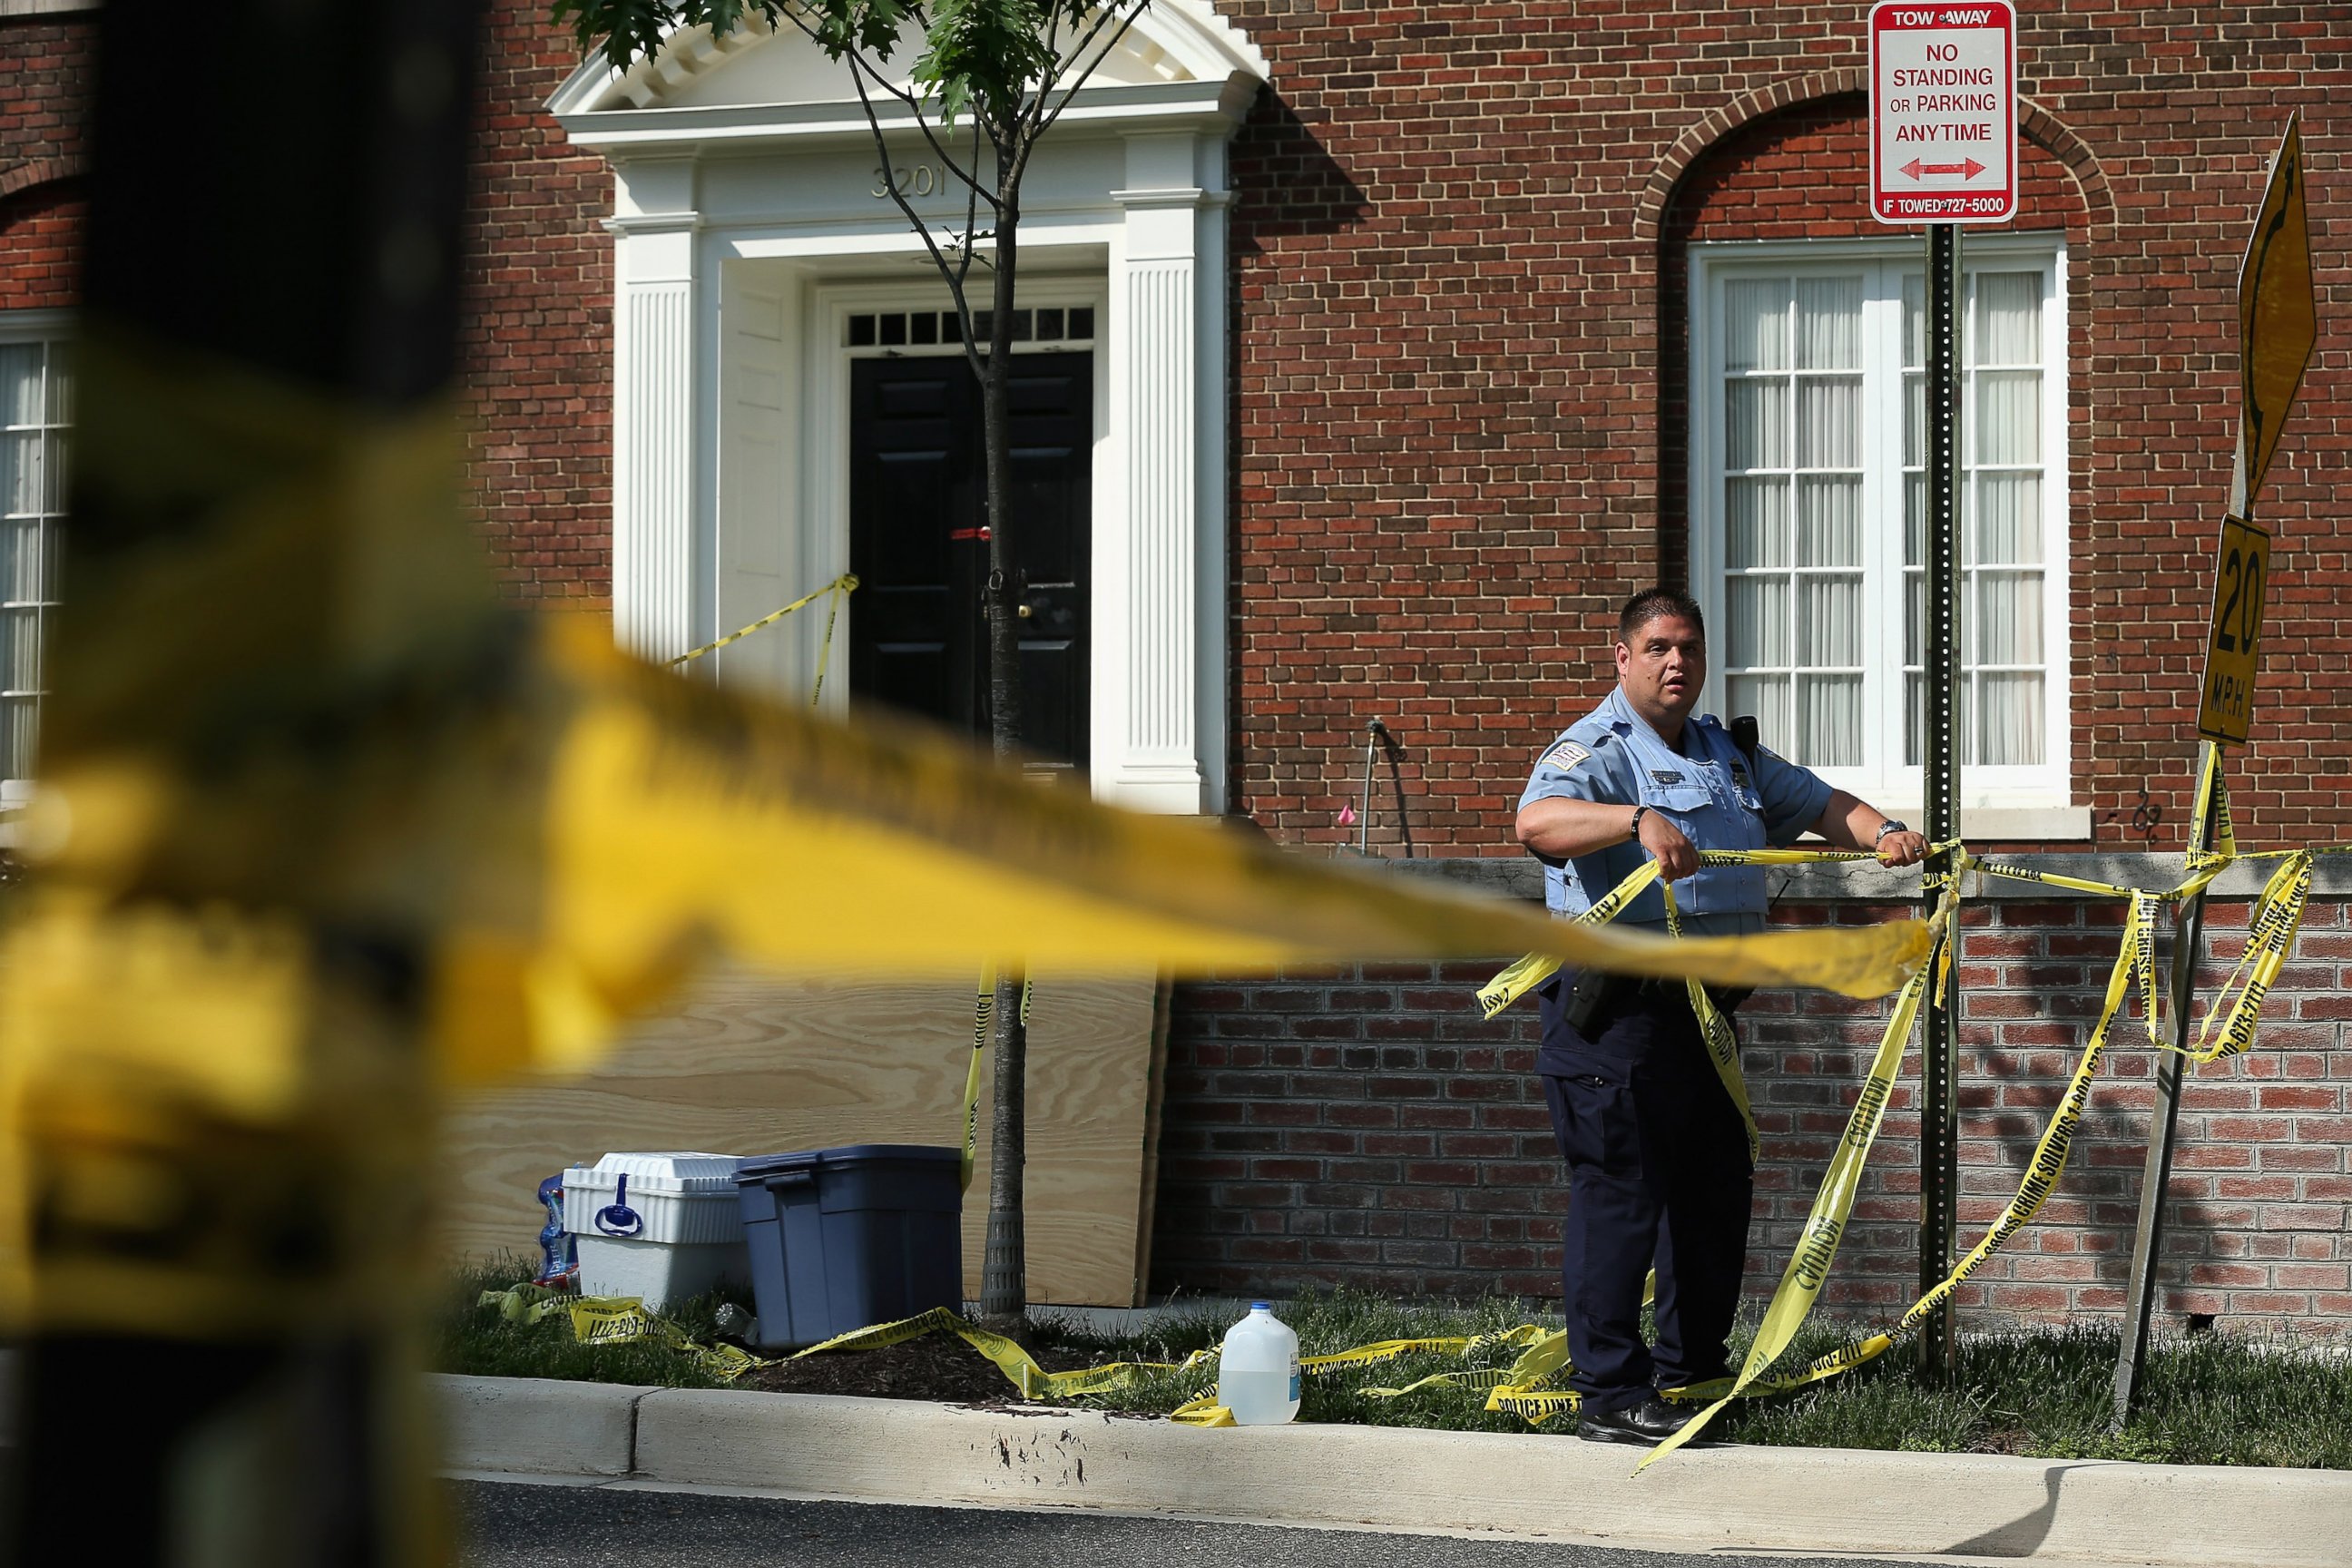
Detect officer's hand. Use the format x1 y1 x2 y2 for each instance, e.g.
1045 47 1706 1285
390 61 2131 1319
1877 829 1929 868
1637 810 1701 881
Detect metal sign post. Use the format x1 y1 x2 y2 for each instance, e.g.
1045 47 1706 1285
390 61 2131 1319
2112 115 2314 1430
1870 0 2016 1377
1917 221 1963 1376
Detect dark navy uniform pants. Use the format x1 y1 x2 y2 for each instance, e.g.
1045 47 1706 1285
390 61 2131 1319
1538 975 1754 1414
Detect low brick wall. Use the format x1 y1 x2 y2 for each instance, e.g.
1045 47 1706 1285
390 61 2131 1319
1148 857 2352 1335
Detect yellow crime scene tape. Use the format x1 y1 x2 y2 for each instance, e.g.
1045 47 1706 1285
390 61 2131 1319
1455 754 2342 1465
668 573 859 701
960 965 1034 1192
469 764 2319 1454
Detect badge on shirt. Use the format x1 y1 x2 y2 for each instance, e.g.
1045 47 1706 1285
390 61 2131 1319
1649 769 1685 787
1542 740 1592 773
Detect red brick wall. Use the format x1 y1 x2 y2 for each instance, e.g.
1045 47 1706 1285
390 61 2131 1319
1220 0 2352 853
463 0 616 603
1152 888 2352 1331
0 16 93 311
0 187 80 313
0 5 612 599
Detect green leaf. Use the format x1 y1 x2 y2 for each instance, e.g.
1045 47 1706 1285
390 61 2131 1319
550 0 673 72
912 0 1056 128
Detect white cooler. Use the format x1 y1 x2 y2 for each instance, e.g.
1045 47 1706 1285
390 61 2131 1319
563 1152 750 1310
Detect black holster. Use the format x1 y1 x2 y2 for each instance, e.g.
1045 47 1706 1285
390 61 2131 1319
1560 967 1627 1034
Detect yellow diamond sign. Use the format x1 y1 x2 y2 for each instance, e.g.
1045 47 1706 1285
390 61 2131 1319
2239 114 2316 505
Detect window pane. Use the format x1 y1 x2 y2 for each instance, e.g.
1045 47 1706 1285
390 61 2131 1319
1799 574 1862 665
1726 575 1788 667
2 433 39 516
1975 473 2042 564
1977 672 2044 765
1975 271 2041 365
1905 473 1928 567
1798 674 1862 766
1 516 38 603
1725 477 1788 568
1724 279 1787 373
1904 371 1925 467
1797 375 1860 468
1725 380 1786 469
1728 672 1788 747
1905 672 1924 768
1902 273 1926 369
3 605 40 692
1798 475 1861 566
44 341 72 424
1794 276 1862 369
1 695 34 779
1975 370 2040 464
1904 567 1925 665
1974 570 2043 664
43 430 67 514
0 345 39 427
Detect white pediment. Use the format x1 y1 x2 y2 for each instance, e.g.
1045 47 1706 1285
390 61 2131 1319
550 2 1265 118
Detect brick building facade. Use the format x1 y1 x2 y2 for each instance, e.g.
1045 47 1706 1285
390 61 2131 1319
4 2 2347 1333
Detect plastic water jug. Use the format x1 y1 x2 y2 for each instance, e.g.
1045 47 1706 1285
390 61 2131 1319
1217 1301 1300 1425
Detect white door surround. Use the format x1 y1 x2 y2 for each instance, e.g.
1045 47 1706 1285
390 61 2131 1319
551 5 1268 814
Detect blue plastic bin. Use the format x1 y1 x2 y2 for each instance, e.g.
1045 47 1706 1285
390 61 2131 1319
732 1144 962 1350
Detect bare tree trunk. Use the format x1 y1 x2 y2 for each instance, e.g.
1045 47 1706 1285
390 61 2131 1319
977 182 1029 1323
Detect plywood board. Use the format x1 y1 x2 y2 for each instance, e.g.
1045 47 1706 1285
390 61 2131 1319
437 967 1164 1307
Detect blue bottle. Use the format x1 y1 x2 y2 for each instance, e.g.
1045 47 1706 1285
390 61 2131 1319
533 1171 577 1289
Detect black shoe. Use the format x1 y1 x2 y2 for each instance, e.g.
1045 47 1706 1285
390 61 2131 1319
1575 1395 1694 1446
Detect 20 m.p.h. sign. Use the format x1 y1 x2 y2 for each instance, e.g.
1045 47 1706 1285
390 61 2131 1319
1869 2 2018 225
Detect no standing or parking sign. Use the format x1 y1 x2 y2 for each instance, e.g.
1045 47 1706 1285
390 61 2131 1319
1869 2 2018 224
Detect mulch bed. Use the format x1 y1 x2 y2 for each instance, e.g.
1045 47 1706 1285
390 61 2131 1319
735 1329 1113 1406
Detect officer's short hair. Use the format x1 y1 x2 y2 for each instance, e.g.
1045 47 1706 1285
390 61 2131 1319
1619 589 1705 646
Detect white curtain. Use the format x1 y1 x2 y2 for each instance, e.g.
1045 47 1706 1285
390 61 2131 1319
1722 273 1865 769
1967 272 2043 765
0 339 62 787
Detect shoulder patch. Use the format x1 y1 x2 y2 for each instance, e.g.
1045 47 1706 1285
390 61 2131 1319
1541 740 1592 773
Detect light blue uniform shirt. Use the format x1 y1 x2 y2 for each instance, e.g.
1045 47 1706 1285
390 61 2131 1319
1516 686 1835 937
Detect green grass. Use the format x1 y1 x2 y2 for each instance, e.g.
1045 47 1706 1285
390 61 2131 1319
435 1257 757 1391
435 1274 2352 1468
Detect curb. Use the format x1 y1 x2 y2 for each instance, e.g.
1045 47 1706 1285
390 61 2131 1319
434 1376 2351 1567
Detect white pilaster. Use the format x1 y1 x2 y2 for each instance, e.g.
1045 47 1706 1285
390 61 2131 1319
1104 133 1214 813
611 159 700 662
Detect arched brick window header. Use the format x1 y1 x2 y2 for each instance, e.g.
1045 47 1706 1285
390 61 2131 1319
1632 74 2113 245
0 168 87 314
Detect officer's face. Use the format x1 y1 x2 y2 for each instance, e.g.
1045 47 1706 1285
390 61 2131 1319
1615 614 1707 732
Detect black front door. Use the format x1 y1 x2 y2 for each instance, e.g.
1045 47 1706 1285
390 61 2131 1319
848 352 1092 772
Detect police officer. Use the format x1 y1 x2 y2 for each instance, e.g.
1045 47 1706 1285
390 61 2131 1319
1514 588 1926 1445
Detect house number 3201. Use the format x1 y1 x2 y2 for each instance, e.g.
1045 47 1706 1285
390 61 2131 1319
872 163 943 199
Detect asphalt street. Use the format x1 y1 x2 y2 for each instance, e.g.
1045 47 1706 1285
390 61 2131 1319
450 1478 1955 1568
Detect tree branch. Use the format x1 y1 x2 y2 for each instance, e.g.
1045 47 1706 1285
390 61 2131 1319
1016 0 1149 182
948 112 990 384
838 50 987 309
769 3 996 208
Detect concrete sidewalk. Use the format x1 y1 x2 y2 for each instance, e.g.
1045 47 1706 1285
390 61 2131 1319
436 1375 2351 1568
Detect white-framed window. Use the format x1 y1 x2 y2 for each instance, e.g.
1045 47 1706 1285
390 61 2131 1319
1 312 72 805
1688 234 2069 810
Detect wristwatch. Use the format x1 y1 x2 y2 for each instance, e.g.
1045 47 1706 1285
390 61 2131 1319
1628 804 1651 842
1874 818 1909 845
